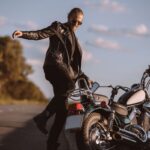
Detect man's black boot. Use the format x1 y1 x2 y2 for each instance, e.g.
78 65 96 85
33 112 48 135
47 142 60 150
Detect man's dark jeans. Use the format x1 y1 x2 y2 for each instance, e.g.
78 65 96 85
43 63 75 149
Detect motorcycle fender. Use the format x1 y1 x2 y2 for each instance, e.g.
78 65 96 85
84 107 112 120
65 114 84 131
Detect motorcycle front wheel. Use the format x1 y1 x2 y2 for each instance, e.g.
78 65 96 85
81 112 116 150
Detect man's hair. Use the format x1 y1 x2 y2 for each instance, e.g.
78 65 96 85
68 8 84 20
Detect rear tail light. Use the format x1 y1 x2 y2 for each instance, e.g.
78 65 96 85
67 103 84 115
76 103 83 110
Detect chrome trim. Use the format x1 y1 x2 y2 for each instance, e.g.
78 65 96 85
143 101 150 114
113 125 147 143
129 107 141 120
147 131 150 139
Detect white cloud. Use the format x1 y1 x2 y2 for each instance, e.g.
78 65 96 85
95 38 121 50
23 42 34 49
36 40 49 53
80 43 101 63
84 0 126 13
22 39 48 53
100 0 126 12
134 24 149 35
87 37 126 52
27 59 42 66
0 16 7 27
79 42 93 62
25 21 39 30
82 47 101 64
82 48 93 62
89 24 111 35
91 24 109 32
0 17 38 30
14 20 39 30
89 24 150 38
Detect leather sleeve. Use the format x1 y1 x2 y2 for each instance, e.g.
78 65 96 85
20 21 59 40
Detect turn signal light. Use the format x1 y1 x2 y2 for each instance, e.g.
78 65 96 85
68 103 84 111
101 101 107 108
67 103 84 115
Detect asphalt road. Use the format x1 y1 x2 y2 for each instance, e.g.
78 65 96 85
0 104 77 150
1 104 149 150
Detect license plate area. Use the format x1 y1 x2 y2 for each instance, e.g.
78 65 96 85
65 115 83 130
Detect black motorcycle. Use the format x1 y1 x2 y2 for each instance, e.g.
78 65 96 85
65 66 150 150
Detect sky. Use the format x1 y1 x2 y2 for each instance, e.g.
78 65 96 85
0 0 150 98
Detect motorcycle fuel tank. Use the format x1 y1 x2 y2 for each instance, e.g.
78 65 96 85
126 90 146 106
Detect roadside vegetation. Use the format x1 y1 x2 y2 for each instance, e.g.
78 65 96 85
0 36 48 104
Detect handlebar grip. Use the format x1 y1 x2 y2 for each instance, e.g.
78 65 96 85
118 86 129 92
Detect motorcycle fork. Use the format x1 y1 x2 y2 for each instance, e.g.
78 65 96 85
108 111 115 131
96 118 113 141
143 112 150 131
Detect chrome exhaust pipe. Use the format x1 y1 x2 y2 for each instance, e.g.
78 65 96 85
147 131 150 140
112 126 147 143
113 132 137 143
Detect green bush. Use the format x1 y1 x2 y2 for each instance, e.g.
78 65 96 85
0 36 47 102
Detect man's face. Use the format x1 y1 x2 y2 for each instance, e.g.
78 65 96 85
69 13 83 32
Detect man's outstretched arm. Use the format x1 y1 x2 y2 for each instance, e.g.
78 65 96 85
12 21 59 40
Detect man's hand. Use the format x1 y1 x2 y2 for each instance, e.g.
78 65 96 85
12 30 23 39
88 79 94 88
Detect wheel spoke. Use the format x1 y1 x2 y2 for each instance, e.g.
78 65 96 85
89 122 115 150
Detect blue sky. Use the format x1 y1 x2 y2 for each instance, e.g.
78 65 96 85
0 0 150 98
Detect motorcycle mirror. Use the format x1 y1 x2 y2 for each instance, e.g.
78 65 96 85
147 65 150 74
131 83 140 90
90 82 100 93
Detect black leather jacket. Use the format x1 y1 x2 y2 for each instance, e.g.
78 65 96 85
20 21 88 80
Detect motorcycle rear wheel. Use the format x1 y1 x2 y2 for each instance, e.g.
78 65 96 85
81 112 116 150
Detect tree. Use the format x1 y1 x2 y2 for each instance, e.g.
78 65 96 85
0 36 47 102
4 80 46 101
0 36 32 81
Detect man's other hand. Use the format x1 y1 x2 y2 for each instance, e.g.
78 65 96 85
88 80 94 88
12 30 23 39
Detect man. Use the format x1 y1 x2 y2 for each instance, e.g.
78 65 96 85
12 8 90 150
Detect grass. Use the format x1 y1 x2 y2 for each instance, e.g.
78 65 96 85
0 97 48 105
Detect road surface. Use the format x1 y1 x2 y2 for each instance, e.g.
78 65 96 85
1 104 149 150
0 104 77 150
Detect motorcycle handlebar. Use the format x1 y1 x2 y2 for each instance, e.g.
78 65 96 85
108 85 130 104
100 85 130 93
117 85 130 92
107 85 130 92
